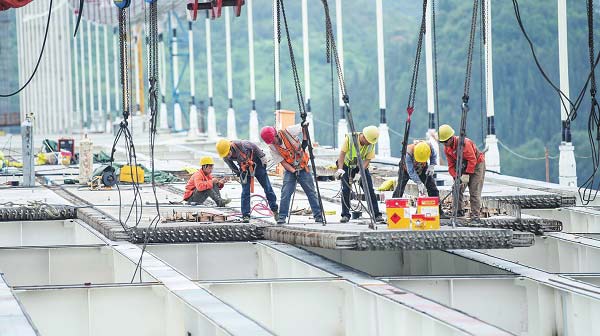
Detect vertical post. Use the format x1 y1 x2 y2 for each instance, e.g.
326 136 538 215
302 0 315 143
483 0 500 173
104 24 112 133
72 12 81 131
16 7 24 124
80 18 88 129
49 5 58 134
424 0 439 164
171 13 183 131
375 0 390 157
95 21 103 132
335 0 347 148
205 11 217 139
248 0 259 142
225 8 237 139
21 116 35 187
87 20 95 131
273 0 281 111
187 15 200 138
113 25 120 130
133 29 142 116
557 0 577 186
158 29 169 130
545 146 550 183
63 4 73 134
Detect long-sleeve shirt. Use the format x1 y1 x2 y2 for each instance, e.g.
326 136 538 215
444 136 485 178
224 140 266 175
183 168 221 200
405 142 438 184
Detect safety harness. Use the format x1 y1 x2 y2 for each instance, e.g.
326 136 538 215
231 142 256 193
275 130 309 172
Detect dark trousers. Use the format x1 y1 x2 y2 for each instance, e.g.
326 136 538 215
397 169 439 198
186 184 225 206
341 165 382 218
241 163 278 216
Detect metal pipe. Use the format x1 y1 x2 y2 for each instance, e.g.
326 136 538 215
375 0 390 157
80 17 88 128
335 0 347 148
302 0 315 142
248 0 259 142
188 15 199 138
72 11 81 131
273 0 281 111
95 20 103 132
205 11 217 139
87 20 95 131
171 13 183 131
104 23 111 133
225 8 237 139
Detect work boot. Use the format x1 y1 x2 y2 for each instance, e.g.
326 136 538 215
217 198 231 207
276 216 286 225
374 215 386 223
340 215 350 223
272 209 279 222
314 216 324 223
242 215 251 223
439 211 450 220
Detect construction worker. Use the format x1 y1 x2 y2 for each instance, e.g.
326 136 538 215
216 138 278 223
260 124 323 224
397 141 439 198
334 126 385 223
439 124 486 220
183 156 231 207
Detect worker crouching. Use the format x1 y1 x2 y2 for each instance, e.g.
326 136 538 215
261 124 324 224
183 156 231 207
216 139 278 223
439 124 486 221
335 126 385 223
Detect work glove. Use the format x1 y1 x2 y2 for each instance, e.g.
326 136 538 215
417 182 426 195
334 169 345 180
426 165 435 177
460 174 470 185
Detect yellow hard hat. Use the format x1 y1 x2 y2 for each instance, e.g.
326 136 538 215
216 139 231 158
439 124 455 142
362 125 379 144
414 142 431 163
199 156 215 166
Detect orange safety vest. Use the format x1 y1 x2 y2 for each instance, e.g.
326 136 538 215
231 142 256 192
275 129 309 172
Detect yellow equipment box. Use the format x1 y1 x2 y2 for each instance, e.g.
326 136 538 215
119 165 144 183
385 198 411 229
416 197 440 230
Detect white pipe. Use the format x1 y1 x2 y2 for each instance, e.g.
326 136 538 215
188 16 200 138
273 0 281 109
80 19 88 129
133 32 142 117
72 13 81 131
301 0 315 143
335 0 347 148
50 7 58 134
205 12 217 140
424 0 439 164
225 8 237 139
248 0 259 142
87 20 94 131
557 0 577 186
483 0 500 173
375 0 390 158
63 5 73 134
171 14 183 132
104 24 111 133
16 8 23 123
95 22 103 132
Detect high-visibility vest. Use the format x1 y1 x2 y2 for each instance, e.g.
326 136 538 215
275 129 309 171
343 133 375 168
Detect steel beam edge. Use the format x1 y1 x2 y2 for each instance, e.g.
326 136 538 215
112 242 274 336
0 275 38 336
260 241 513 336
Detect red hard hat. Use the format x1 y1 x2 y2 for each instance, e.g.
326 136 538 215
260 126 277 144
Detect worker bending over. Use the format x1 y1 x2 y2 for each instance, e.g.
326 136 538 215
334 126 385 223
183 156 231 206
439 124 486 221
261 123 323 224
216 139 278 223
397 141 439 198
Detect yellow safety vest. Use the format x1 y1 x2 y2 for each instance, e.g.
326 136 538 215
343 133 375 168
